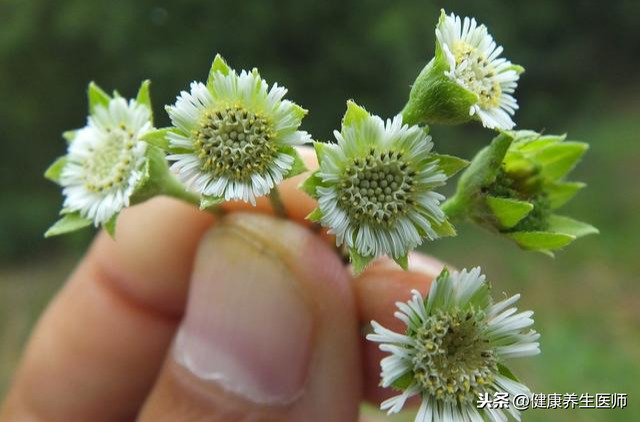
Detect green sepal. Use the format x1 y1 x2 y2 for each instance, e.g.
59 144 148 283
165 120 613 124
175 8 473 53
343 100 369 127
531 141 589 181
444 133 513 221
200 195 224 210
457 133 513 197
391 372 415 390
140 128 172 150
401 56 478 126
208 54 231 88
428 153 469 178
431 218 456 238
306 208 323 223
44 213 93 237
393 254 409 271
547 215 599 238
546 181 586 210
103 214 118 238
497 363 521 383
44 156 68 184
299 171 323 198
88 81 111 113
507 231 575 251
313 142 327 165
282 146 308 178
350 248 374 275
486 196 534 229
63 130 78 144
290 103 308 120
136 80 152 119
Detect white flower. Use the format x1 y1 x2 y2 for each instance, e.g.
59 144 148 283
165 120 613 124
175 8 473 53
309 102 450 263
367 267 540 422
60 96 152 226
165 54 310 205
436 11 521 130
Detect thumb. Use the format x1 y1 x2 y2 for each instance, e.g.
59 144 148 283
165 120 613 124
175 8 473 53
138 213 362 421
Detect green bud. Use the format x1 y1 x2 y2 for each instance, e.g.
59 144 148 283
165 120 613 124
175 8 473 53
443 130 597 255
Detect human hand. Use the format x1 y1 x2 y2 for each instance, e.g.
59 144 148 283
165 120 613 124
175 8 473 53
1 149 444 422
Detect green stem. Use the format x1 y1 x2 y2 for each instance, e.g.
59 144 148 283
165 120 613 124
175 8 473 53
268 187 288 218
160 172 200 206
442 196 467 223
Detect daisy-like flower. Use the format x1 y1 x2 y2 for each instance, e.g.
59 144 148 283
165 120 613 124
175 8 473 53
367 267 540 422
156 54 309 207
45 81 155 236
401 10 523 130
302 101 466 273
436 10 522 130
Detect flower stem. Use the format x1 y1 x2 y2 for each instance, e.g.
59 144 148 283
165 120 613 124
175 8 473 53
268 187 288 218
160 172 201 206
442 196 467 222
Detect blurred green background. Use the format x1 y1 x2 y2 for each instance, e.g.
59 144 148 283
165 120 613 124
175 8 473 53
0 0 638 420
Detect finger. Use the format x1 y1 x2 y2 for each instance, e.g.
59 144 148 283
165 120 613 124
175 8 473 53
138 213 361 422
353 253 446 406
0 197 215 422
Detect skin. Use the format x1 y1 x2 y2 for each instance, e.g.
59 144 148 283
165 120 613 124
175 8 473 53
0 148 443 421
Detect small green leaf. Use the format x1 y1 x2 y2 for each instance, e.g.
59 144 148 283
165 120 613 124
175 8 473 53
306 208 323 223
350 248 374 275
63 129 78 144
497 363 521 383
103 214 118 238
282 147 308 178
429 153 469 178
44 156 68 184
507 231 575 251
299 171 323 198
136 79 152 112
486 196 534 229
141 128 172 150
431 218 456 237
200 195 223 210
343 100 369 127
393 254 409 271
208 54 231 87
45 213 92 237
533 141 588 180
547 215 599 238
546 181 586 209
88 82 111 113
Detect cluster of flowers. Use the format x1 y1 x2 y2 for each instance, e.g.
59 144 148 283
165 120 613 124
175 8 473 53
45 10 596 422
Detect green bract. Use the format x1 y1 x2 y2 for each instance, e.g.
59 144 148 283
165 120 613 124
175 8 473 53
302 101 467 273
44 81 195 237
443 130 598 255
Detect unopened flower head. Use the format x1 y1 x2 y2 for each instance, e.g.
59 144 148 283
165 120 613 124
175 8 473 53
58 86 152 226
303 101 464 271
367 267 540 422
444 130 597 254
165 54 310 205
436 10 522 130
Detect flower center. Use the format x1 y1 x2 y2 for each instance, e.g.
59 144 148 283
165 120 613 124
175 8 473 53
193 105 277 181
337 148 415 227
412 307 497 404
84 125 137 192
452 41 502 109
